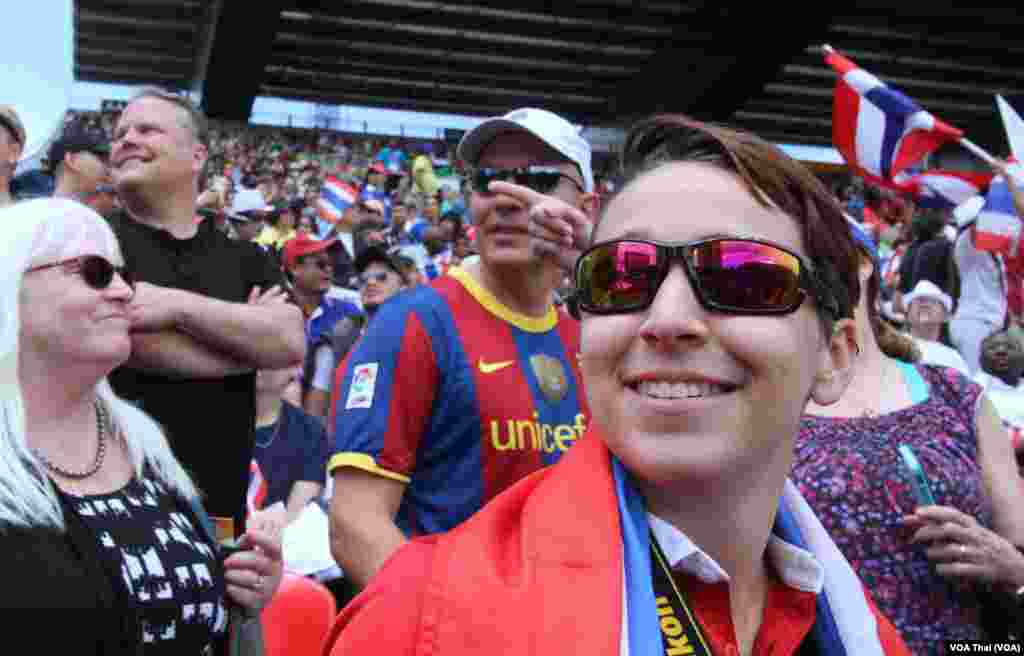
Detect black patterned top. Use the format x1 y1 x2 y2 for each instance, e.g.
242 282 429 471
65 476 228 655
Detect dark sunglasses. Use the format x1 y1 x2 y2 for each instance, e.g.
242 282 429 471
468 166 584 195
359 271 393 286
26 255 134 292
304 257 333 271
571 237 839 319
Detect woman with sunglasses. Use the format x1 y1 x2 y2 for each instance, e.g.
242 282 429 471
794 218 1024 652
322 116 909 656
0 199 282 653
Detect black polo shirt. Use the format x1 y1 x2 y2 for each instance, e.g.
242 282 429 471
107 210 284 533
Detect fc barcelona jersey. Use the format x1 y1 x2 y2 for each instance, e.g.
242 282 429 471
328 267 589 536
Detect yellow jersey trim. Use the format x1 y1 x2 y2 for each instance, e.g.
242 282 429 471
327 453 412 484
449 267 557 333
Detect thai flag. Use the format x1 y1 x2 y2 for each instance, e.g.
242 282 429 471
899 170 994 210
247 459 267 516
318 176 358 225
826 49 963 181
972 161 1023 256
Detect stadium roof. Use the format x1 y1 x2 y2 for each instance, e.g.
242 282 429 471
75 1 1023 153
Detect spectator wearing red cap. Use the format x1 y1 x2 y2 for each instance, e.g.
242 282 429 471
0 105 25 208
283 235 362 422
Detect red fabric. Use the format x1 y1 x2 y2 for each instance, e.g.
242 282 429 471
680 577 815 656
376 314 437 478
264 572 336 656
322 430 910 656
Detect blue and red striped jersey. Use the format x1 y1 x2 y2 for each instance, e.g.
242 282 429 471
328 267 589 536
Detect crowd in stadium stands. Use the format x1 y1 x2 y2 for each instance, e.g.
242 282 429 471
2 89 1024 656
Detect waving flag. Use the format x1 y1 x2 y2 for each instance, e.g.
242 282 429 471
318 176 358 225
826 48 963 181
998 95 1024 161
972 161 1023 256
898 170 994 210
247 459 268 516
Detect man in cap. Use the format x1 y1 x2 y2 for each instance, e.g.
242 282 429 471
328 107 597 587
227 187 273 243
0 105 25 207
354 245 409 318
904 280 970 376
106 88 305 535
283 234 362 423
49 124 116 215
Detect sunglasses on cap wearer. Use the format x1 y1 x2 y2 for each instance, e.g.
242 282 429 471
570 237 840 320
468 166 584 195
358 271 394 287
25 255 134 292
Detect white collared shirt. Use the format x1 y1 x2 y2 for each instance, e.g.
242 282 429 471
619 514 825 656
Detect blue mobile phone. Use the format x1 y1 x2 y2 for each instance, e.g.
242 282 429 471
897 444 936 507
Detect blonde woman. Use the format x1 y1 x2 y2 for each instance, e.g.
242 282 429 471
0 198 281 653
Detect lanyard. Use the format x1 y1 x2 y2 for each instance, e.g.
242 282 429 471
650 532 713 656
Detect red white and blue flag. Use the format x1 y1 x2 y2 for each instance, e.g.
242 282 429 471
318 176 358 225
247 459 268 516
826 49 963 181
971 161 1023 256
895 169 994 210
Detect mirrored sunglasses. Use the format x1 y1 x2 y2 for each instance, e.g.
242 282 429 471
572 238 838 319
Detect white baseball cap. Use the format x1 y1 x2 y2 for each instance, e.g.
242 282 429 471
904 280 953 314
457 108 594 193
228 188 273 221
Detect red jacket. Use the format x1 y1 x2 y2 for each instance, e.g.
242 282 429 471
322 431 910 656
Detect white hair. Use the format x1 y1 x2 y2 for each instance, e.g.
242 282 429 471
0 198 198 530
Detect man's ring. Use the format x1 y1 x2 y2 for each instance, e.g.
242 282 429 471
959 544 968 557
256 574 266 589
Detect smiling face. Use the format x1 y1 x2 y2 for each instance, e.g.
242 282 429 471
906 296 947 328
579 162 843 487
110 96 207 195
19 208 135 374
468 131 583 269
982 331 1023 376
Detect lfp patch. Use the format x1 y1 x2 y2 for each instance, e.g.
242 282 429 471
346 363 379 410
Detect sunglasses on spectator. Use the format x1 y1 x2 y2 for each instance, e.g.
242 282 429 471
26 255 134 291
468 166 584 195
359 271 393 286
301 257 332 270
572 237 839 318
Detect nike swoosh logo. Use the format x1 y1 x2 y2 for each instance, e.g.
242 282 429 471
479 359 515 374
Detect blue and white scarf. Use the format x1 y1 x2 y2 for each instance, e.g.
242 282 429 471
613 458 886 656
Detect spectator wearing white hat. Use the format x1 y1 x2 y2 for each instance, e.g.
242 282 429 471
904 280 970 376
227 187 273 244
327 107 598 588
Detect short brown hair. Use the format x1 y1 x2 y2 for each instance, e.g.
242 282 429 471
597 114 861 332
129 87 209 147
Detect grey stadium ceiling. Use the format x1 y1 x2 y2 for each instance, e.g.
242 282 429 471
74 1 1024 153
